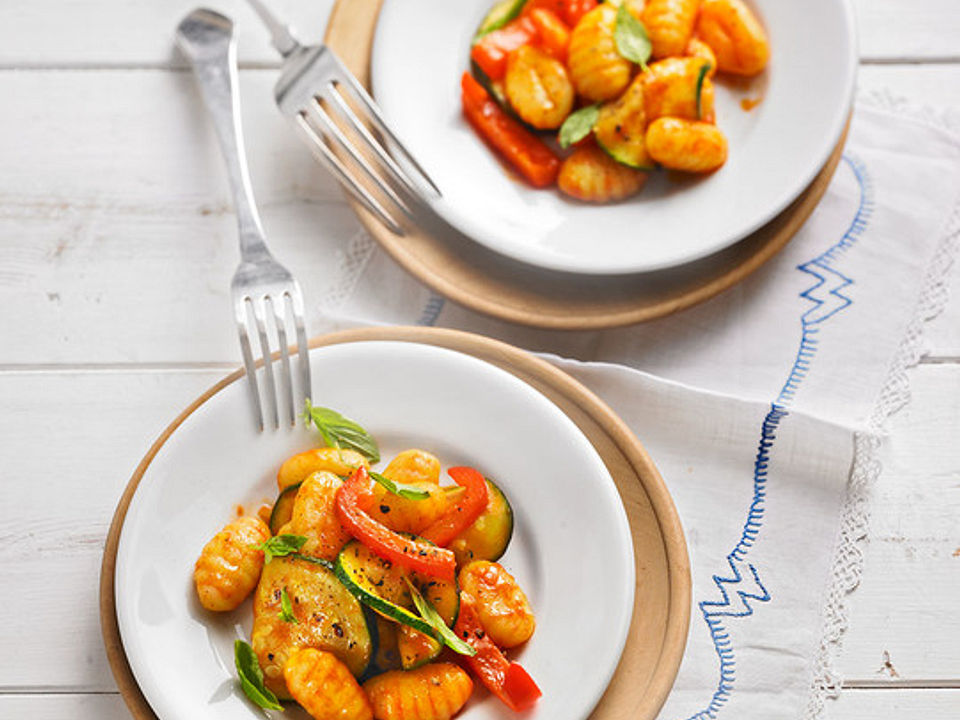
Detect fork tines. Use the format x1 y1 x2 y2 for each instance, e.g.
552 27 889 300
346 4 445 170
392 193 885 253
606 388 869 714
234 283 311 431
277 47 441 236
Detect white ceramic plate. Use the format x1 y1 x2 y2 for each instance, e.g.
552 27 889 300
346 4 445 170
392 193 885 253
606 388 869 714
115 341 635 720
371 0 857 275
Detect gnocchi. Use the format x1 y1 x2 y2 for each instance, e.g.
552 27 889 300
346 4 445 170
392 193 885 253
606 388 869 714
284 648 373 720
646 117 728 172
193 515 269 612
642 0 701 59
567 4 632 102
363 663 473 720
558 144 649 203
458 561 536 648
696 0 770 76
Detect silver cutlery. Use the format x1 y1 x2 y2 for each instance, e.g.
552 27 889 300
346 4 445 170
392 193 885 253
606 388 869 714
245 0 441 236
176 8 311 431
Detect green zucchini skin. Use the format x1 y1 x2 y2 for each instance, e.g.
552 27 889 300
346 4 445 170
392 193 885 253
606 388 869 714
474 0 528 40
268 482 301 534
449 478 515 567
334 540 437 637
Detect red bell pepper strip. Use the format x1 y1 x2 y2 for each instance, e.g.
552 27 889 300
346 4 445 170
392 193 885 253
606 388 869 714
461 72 561 189
527 7 571 61
454 592 542 711
420 466 490 547
561 0 598 26
335 466 456 581
471 16 538 81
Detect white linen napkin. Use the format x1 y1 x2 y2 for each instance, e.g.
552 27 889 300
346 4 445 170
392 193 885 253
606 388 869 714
311 96 960 718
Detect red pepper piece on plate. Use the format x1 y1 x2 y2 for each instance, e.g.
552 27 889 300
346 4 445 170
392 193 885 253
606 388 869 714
471 15 538 81
454 592 542 711
420 466 490 547
461 72 561 189
335 466 457 581
527 7 571 61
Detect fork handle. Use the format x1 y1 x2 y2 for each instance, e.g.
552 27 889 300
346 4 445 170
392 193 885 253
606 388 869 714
177 11 270 261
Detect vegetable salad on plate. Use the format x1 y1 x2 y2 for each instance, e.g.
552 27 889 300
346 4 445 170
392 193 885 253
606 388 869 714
463 0 770 202
193 403 540 719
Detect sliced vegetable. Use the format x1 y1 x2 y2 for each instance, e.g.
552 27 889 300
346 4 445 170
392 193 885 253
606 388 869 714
594 76 655 169
420 467 489 547
252 555 373 697
397 570 461 668
453 592 541 711
397 624 442 669
449 478 515 566
303 400 380 463
470 16 538 81
234 639 284 711
475 0 530 39
695 62 710 120
335 466 457 580
406 579 476 656
527 7 571 61
268 482 300 534
461 72 561 189
369 614 402 674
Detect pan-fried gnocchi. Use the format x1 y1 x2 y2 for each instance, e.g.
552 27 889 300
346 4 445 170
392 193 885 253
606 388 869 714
463 0 769 199
194 515 270 611
195 437 538 718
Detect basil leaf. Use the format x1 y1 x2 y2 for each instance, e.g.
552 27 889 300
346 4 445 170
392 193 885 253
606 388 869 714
234 639 283 711
279 587 299 624
303 400 380 463
369 470 431 501
695 63 710 120
614 4 651 68
558 105 600 149
257 534 307 563
405 579 477 657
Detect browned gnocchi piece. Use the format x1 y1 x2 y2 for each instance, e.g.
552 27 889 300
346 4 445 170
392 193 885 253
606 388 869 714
277 471 351 561
284 648 373 720
567 4 633 102
696 0 770 76
194 515 270 612
276 447 368 491
363 663 473 720
558 145 649 204
646 117 728 172
382 449 441 485
642 0 702 59
458 560 535 648
505 44 575 130
642 57 716 123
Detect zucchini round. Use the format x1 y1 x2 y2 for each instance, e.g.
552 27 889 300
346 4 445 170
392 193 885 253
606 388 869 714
251 555 372 697
594 77 656 170
449 478 514 567
268 482 301 534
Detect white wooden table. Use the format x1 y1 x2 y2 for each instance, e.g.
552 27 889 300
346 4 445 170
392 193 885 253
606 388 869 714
1 1 958 718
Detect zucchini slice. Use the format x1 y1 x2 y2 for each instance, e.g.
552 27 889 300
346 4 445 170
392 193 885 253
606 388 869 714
398 624 442 669
334 540 435 637
449 478 515 567
251 555 372 697
396 571 460 669
594 77 656 170
268 481 300 534
369 614 402 674
474 0 528 40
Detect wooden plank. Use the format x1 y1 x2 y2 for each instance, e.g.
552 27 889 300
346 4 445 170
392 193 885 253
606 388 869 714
0 0 333 67
839 364 960 682
0 370 223 690
0 66 957 364
0 695 129 720
0 0 956 66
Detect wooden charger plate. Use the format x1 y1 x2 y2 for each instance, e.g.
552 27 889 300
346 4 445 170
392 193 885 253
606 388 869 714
100 327 690 720
324 0 850 330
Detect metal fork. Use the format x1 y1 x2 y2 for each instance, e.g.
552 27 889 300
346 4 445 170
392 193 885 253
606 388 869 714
176 8 311 431
245 0 441 236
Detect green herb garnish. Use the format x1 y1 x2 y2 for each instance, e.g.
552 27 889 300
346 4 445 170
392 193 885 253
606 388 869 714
303 400 380 463
559 104 600 148
614 4 651 69
279 587 299 624
405 579 477 657
695 63 711 120
257 534 308 563
369 470 431 501
234 639 283 711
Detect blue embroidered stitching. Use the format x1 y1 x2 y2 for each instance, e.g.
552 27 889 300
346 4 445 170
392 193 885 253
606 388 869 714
417 293 446 326
684 155 874 720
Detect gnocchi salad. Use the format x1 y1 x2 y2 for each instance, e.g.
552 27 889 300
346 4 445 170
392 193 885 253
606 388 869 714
463 0 770 202
193 405 540 720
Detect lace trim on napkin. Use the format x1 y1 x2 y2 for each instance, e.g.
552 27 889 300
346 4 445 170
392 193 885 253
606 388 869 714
805 91 960 718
